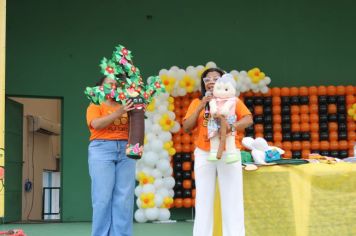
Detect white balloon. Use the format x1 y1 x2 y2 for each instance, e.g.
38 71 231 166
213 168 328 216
171 122 181 133
163 177 175 189
151 139 164 152
135 186 143 197
170 66 179 72
158 208 171 221
264 77 271 84
261 87 269 94
167 111 176 120
151 169 163 179
135 209 147 223
186 66 195 72
163 167 173 177
196 65 204 71
168 189 175 197
142 167 153 176
145 208 159 221
206 61 217 68
136 198 142 208
159 132 172 143
143 151 159 167
157 159 170 172
177 88 186 96
153 179 164 189
142 184 155 193
159 69 168 76
158 150 169 160
157 188 169 197
155 194 163 207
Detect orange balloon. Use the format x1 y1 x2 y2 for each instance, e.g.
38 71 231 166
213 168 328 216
273 141 282 149
274 132 282 142
328 104 337 114
327 86 336 96
192 171 195 179
273 115 282 124
273 124 282 132
349 149 355 157
348 131 356 141
310 114 319 123
329 122 338 132
183 198 192 208
347 122 355 132
329 141 339 150
254 106 263 115
174 98 182 108
300 105 309 114
182 162 192 171
317 86 327 95
291 115 301 123
311 132 319 141
300 114 309 123
299 87 309 96
182 98 191 108
263 89 272 97
181 133 191 144
255 132 264 138
349 141 355 150
302 150 311 159
346 95 355 105
174 143 183 153
311 141 320 150
309 86 318 95
190 143 196 152
255 124 264 133
310 123 319 132
271 87 281 96
183 180 192 189
345 85 354 95
309 95 318 105
182 144 191 153
173 134 182 144
283 150 292 159
192 189 196 198
301 141 311 150
290 87 299 96
282 141 292 150
192 198 196 207
272 106 281 115
291 106 300 115
336 86 345 95
310 104 319 114
329 131 338 141
281 87 290 96
174 198 183 208
292 123 301 132
292 141 302 150
272 97 281 106
339 141 348 150
300 123 310 132
320 141 329 150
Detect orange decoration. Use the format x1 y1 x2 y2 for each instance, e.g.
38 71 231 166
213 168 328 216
320 141 329 150
174 143 183 153
192 189 196 198
339 141 348 150
311 141 320 150
348 122 355 131
309 95 318 105
182 98 191 108
292 123 301 132
327 85 336 96
300 114 309 123
310 123 319 132
283 150 292 159
272 106 281 114
182 162 192 171
345 85 354 95
292 141 302 150
346 95 355 105
302 150 310 159
273 141 282 148
349 141 355 150
348 131 356 141
182 133 191 144
255 132 264 138
190 143 196 152
329 131 338 141
291 106 300 115
192 198 196 207
317 86 327 95
301 141 311 150
336 86 345 95
282 141 292 150
291 115 300 123
274 132 282 142
300 123 310 132
281 87 290 96
192 171 195 179
254 106 263 115
310 104 319 114
310 114 319 123
255 124 264 133
328 104 337 114
273 124 282 132
272 97 281 106
271 87 281 96
308 86 318 95
173 134 182 144
174 198 183 208
329 122 338 132
263 89 272 96
300 105 309 114
182 144 191 153
349 149 355 157
299 86 309 96
273 115 282 124
183 180 192 189
311 132 319 141
290 87 299 96
329 141 339 150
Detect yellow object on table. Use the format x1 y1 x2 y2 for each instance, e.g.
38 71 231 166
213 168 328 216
213 163 356 236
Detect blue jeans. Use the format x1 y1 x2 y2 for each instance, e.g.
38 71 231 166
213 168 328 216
88 140 136 236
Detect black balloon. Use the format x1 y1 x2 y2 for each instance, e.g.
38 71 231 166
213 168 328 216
245 126 254 133
338 123 347 131
291 96 299 105
339 150 348 158
292 132 301 141
337 105 346 114
319 123 329 131
247 106 254 113
337 96 346 104
318 105 328 114
282 115 291 123
328 114 337 122
283 132 292 141
254 97 264 105
174 180 183 190
282 124 291 132
292 151 302 159
320 151 330 156
330 150 339 157
281 96 290 105
319 132 329 140
264 97 272 106
264 133 273 141
264 115 273 124
174 162 182 172
328 96 337 104
254 115 264 124
301 132 311 141
183 190 192 198
300 96 309 105
318 96 327 104
311 150 320 154
263 106 272 115
182 153 191 161
183 171 192 179
245 97 254 106
319 114 328 123
282 105 291 115
174 190 183 198
174 171 183 180
173 154 182 162
338 132 347 140
338 114 346 122
264 124 273 132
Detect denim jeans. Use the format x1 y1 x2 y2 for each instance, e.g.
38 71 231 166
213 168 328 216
88 140 136 236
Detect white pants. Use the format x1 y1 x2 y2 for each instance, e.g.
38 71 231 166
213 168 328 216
193 148 245 236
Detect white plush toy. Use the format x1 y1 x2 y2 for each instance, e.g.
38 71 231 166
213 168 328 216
242 137 285 164
207 73 241 164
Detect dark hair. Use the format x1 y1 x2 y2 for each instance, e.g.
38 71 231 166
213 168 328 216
95 73 127 86
200 67 225 99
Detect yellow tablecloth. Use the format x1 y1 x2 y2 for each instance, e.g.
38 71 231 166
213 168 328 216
213 163 356 236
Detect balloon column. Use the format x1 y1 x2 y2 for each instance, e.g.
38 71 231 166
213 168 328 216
84 45 166 159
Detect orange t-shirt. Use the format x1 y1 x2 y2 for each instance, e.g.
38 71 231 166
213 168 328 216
183 98 252 151
86 103 129 141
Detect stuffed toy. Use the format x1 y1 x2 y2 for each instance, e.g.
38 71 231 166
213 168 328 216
242 137 285 164
207 73 241 164
0 229 26 236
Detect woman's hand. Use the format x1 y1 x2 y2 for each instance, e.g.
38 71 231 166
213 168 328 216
114 100 135 117
197 94 213 111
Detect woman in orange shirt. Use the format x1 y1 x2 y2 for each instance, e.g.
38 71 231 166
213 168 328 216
183 68 253 236
86 76 135 236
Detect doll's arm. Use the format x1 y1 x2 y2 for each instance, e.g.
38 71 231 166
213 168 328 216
220 101 235 116
209 99 218 116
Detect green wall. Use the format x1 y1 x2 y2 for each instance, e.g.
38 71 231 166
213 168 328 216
6 0 356 221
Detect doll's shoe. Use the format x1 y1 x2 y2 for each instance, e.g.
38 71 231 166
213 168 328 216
225 153 241 164
207 152 218 161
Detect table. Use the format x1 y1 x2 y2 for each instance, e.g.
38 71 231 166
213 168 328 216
213 163 356 236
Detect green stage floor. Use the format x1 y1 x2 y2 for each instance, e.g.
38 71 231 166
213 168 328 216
0 222 193 236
